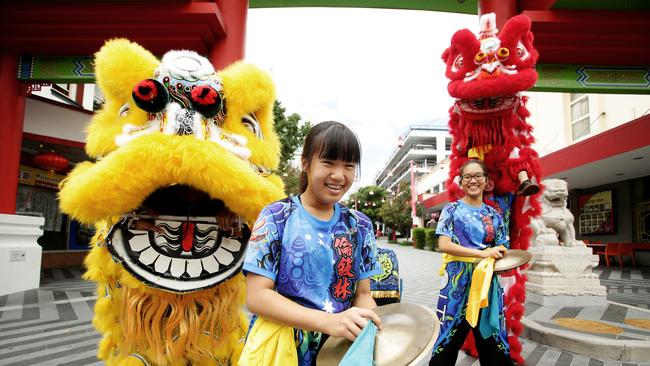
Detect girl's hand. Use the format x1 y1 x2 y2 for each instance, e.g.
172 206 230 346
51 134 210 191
480 245 507 259
325 307 382 341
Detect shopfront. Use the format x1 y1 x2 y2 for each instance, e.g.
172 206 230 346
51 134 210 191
17 133 95 267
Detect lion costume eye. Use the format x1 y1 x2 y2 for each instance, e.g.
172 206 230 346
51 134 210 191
474 51 488 65
190 85 224 118
132 79 169 113
496 47 509 61
119 103 130 118
241 113 262 139
516 42 530 61
451 54 464 72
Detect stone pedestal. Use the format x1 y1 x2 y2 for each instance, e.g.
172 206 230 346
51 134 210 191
526 245 607 307
0 213 43 296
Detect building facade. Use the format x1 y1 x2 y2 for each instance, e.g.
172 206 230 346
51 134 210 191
0 1 249 296
374 119 452 193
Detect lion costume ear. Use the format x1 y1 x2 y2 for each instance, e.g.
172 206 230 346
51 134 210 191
94 38 159 102
220 61 280 170
85 39 160 158
220 61 276 130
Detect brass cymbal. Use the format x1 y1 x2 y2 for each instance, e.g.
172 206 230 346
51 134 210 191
317 303 439 366
493 249 532 272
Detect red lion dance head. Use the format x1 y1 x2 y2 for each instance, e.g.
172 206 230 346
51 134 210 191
442 13 542 364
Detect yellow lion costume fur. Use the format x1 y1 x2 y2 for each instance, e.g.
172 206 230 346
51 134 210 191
59 39 285 365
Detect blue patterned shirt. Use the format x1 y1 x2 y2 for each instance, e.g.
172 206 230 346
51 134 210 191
243 196 380 365
435 200 508 249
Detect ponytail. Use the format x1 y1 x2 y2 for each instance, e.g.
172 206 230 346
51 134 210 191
299 171 308 193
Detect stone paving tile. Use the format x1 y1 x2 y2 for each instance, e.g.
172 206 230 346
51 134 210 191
378 239 650 365
0 240 648 365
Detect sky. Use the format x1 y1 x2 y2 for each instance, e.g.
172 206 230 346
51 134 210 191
245 7 477 190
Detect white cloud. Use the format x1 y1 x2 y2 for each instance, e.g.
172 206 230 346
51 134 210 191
245 7 477 187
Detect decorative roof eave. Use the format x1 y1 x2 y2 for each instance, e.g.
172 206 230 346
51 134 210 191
0 2 226 56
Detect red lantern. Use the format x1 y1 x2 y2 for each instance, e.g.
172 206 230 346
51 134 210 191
34 151 68 172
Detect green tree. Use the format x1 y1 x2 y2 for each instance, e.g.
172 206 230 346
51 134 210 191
280 165 302 197
378 181 415 240
273 100 311 195
347 185 387 224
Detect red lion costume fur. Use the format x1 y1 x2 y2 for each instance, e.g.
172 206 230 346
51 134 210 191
441 14 542 364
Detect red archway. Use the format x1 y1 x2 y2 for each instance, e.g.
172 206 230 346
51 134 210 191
1 0 648 213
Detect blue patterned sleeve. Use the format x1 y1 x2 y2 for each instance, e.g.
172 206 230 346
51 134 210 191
243 205 283 281
356 213 382 280
494 210 509 248
435 204 454 238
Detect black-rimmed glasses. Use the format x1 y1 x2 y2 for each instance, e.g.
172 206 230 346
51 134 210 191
460 173 487 183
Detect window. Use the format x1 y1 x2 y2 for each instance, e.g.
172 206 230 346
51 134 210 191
445 137 452 151
52 84 72 98
570 93 590 140
51 83 85 107
413 143 435 150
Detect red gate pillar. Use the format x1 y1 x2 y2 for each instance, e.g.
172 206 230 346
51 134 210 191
209 0 249 70
0 52 25 214
478 0 518 29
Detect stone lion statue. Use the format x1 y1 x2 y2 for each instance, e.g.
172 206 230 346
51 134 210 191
530 179 584 247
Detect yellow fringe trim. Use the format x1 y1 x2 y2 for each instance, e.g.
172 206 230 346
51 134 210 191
370 290 401 299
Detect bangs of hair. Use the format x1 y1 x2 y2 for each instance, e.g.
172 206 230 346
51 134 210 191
312 123 361 164
460 158 487 175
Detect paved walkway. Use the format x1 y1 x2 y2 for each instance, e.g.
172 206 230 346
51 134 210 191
0 269 100 366
378 239 650 366
0 241 649 365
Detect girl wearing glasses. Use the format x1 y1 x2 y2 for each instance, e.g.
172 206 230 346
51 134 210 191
429 159 513 366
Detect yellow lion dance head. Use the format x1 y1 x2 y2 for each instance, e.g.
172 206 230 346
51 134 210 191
59 39 284 365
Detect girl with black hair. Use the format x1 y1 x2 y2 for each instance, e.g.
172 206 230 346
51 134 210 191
429 159 513 366
242 121 382 365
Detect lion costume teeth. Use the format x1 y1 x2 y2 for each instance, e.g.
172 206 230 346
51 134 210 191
106 216 249 293
59 39 284 365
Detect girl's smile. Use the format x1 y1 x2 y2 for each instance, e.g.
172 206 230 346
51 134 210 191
325 183 345 192
305 158 355 206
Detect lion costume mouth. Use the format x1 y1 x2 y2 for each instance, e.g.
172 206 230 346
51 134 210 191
105 185 251 293
456 94 519 114
107 217 249 293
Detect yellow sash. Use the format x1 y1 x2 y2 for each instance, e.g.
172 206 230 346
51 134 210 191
439 252 496 328
238 317 298 366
